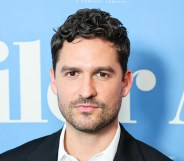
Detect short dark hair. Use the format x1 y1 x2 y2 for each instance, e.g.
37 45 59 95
51 8 130 74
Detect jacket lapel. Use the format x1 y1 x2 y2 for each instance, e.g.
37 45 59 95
113 124 144 161
27 129 62 161
26 124 144 161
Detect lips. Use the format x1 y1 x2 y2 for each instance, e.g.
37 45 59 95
76 104 98 113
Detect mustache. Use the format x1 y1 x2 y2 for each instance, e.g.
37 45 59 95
70 97 105 108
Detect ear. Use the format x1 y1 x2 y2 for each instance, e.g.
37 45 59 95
50 69 57 95
121 70 133 97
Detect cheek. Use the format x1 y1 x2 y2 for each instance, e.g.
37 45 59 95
56 81 78 103
98 81 123 103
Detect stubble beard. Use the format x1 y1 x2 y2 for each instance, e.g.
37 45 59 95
58 96 122 133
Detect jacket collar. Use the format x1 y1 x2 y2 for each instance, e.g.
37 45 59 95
113 123 144 161
27 123 144 161
27 130 61 161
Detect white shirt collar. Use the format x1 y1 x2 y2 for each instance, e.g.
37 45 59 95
58 123 120 161
89 123 120 161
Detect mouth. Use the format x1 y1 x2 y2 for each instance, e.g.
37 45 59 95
76 104 98 113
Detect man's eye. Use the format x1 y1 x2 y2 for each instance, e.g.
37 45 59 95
65 71 78 77
96 72 110 78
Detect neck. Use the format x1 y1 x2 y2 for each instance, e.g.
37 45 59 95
64 119 119 161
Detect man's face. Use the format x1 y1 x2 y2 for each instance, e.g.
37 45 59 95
50 38 132 133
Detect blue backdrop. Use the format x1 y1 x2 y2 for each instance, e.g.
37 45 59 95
0 0 184 160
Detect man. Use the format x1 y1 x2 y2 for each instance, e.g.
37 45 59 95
0 8 172 161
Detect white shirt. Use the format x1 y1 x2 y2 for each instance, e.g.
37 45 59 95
58 124 120 161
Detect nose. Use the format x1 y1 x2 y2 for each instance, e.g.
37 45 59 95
79 76 97 99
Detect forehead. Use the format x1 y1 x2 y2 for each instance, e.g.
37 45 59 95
58 38 119 66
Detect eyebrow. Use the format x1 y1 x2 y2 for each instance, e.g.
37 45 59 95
93 66 115 73
60 66 115 73
60 66 81 73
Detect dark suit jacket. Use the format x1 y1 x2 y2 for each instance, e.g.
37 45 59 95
0 124 172 161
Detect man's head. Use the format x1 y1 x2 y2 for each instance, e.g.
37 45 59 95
50 8 133 133
51 8 130 76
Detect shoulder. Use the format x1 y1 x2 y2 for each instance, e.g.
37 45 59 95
136 139 172 161
117 124 172 161
0 129 61 161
